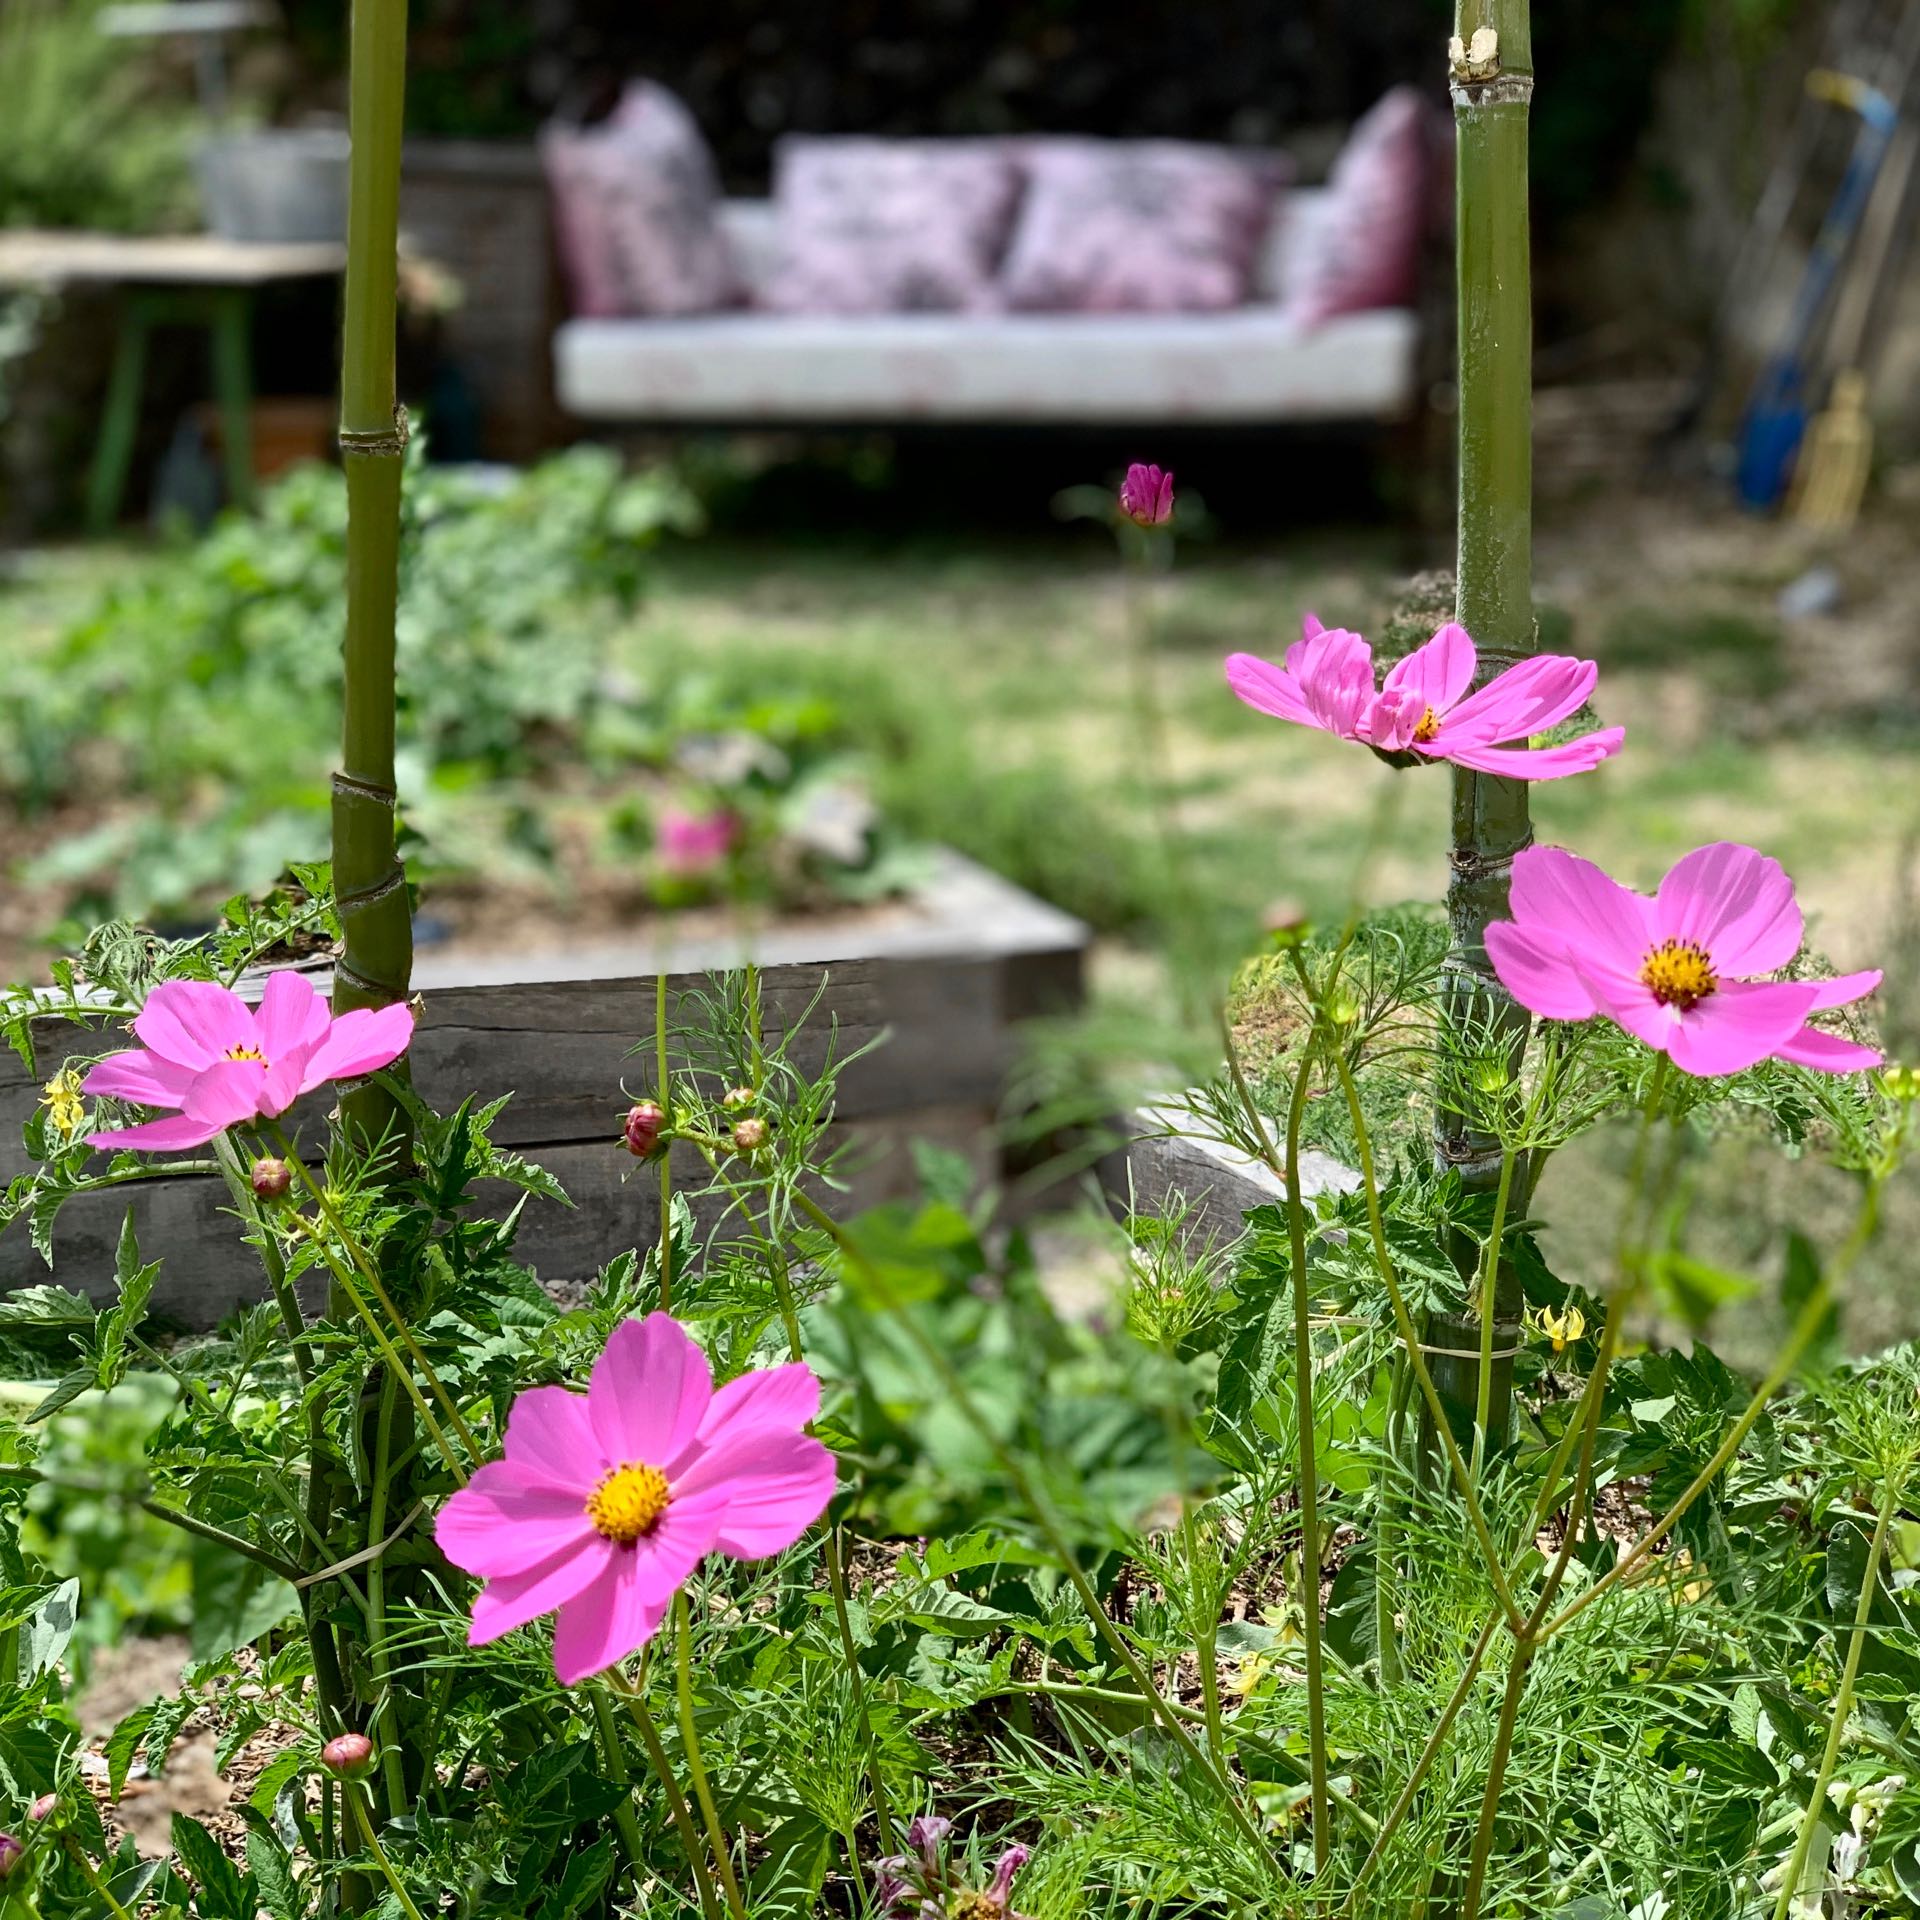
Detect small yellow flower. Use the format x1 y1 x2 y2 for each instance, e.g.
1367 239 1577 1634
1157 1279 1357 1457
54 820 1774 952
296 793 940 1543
40 1070 84 1138
1535 1303 1586 1355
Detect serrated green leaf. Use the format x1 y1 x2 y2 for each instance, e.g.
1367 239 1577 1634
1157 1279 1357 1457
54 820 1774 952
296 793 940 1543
172 1811 251 1920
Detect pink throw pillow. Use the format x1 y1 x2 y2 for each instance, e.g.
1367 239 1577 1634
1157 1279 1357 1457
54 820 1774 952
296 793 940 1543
1282 87 1434 327
763 138 1023 315
542 80 738 318
998 140 1284 314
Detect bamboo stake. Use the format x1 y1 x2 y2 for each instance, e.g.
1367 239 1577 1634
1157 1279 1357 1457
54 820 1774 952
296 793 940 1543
1430 0 1535 1461
333 0 414 1149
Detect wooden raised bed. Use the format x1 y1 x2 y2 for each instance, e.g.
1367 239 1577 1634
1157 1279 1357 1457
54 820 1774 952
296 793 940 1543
1119 1101 1358 1249
0 853 1086 1327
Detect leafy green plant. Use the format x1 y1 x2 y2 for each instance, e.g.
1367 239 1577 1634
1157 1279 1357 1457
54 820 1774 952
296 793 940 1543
2 448 925 952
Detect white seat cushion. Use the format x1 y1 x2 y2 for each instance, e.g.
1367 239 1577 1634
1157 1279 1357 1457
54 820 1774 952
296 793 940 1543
553 306 1419 425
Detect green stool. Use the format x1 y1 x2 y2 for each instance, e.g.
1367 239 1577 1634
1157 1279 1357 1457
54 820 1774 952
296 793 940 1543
87 284 256 533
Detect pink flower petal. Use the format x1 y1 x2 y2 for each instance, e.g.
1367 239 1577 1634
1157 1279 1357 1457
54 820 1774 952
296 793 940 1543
504 1385 606 1489
1484 921 1598 1022
254 971 332 1062
1285 623 1377 739
299 1003 415 1090
436 1461 600 1577
132 980 256 1071
81 1049 197 1108
551 1562 674 1684
1225 653 1316 728
181 1059 273 1128
1359 685 1423 751
1567 961 1684 1056
1381 621 1476 715
1807 969 1881 1012
1438 655 1598 747
677 1362 821 1471
1775 1026 1884 1073
1663 979 1822 1078
673 1428 838 1559
468 1536 615 1646
1653 843 1802 977
588 1315 714 1466
1428 727 1624 781
1508 845 1653 976
85 1113 225 1153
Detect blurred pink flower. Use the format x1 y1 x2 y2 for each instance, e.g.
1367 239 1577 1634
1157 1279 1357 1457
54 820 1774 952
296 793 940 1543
1226 617 1624 781
436 1313 836 1685
82 975 414 1153
655 804 738 877
1485 842 1882 1078
1118 461 1174 526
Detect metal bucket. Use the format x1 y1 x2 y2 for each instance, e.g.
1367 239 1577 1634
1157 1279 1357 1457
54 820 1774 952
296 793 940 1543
195 129 350 244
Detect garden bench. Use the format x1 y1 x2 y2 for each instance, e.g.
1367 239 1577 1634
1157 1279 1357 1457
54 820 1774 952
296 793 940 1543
553 192 1424 427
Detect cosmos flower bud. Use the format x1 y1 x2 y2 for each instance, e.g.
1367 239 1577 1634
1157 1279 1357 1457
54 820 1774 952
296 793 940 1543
27 1792 56 1823
623 1102 667 1158
987 1842 1031 1905
721 1085 755 1110
1118 462 1174 527
731 1116 768 1155
321 1732 375 1777
250 1156 292 1201
907 1814 951 1870
0 1833 22 1876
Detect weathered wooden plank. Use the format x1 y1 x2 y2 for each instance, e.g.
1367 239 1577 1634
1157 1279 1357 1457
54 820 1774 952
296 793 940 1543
1 855 1086 1316
2 1102 994 1328
1119 1102 1359 1251
0 853 1084 1175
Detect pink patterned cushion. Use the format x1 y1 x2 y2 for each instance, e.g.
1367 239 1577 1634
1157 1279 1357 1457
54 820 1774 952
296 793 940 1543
1282 87 1433 327
998 140 1284 314
763 138 1023 315
542 81 738 319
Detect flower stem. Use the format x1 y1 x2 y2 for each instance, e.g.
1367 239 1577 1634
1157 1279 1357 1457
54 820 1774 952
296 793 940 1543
1770 1480 1901 1920
1278 1024 1332 1869
586 1683 661 1899
62 1836 133 1920
608 1668 721 1920
366 1372 409 1822
273 1128 482 1467
657 970 674 1313
1458 1632 1536 1920
290 1215 466 1483
674 1592 748 1920
1326 1057 1526 1634
1469 1145 1519 1481
342 1782 429 1920
791 1188 1279 1872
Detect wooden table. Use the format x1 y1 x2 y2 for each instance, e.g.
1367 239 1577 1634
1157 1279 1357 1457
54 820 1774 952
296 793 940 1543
0 230 346 530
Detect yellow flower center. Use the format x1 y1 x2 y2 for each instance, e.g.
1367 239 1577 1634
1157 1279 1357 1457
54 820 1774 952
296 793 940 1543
585 1462 671 1544
950 1896 1000 1920
1412 706 1441 744
224 1045 269 1064
1639 939 1716 1011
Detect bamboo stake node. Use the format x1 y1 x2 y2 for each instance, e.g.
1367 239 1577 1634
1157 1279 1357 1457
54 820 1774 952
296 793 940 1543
340 404 411 458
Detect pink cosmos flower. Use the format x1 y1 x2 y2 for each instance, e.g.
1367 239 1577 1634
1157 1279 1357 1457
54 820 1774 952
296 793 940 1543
655 804 738 877
435 1313 836 1685
82 974 415 1153
1225 616 1624 780
1485 842 1883 1078
1119 462 1174 526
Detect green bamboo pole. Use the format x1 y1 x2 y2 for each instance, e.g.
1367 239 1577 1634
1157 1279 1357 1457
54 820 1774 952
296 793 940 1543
1428 0 1535 1459
333 0 414 1149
